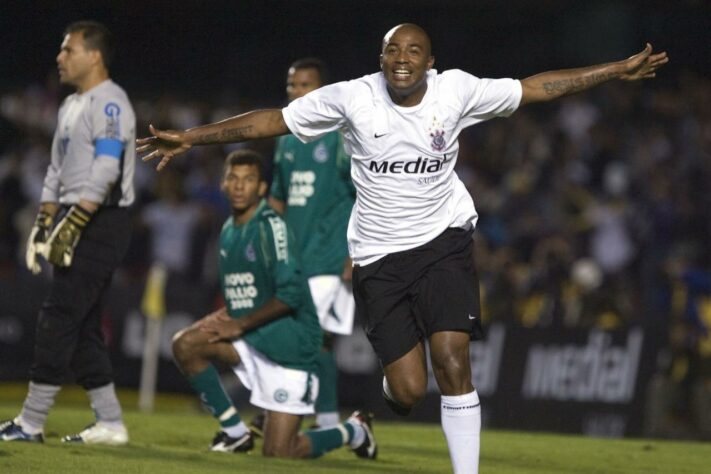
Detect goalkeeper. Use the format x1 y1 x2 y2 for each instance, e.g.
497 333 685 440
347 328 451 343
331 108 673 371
1 21 135 445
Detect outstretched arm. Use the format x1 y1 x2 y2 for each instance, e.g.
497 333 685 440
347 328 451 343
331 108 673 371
137 108 289 171
520 43 668 106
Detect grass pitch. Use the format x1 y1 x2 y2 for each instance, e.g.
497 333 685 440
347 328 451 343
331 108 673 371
1 384 710 473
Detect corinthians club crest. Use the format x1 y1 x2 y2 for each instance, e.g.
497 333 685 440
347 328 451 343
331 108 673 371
428 116 446 152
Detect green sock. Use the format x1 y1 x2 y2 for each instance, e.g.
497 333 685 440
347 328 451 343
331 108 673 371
315 350 338 413
187 366 241 428
304 423 355 458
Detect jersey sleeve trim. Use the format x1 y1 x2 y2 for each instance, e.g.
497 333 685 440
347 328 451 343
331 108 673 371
505 79 523 117
281 107 310 144
267 215 289 262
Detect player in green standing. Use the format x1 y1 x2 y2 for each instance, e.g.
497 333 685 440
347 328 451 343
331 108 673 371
171 149 375 459
259 58 356 432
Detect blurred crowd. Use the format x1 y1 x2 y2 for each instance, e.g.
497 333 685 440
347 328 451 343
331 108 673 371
2 71 711 436
2 73 711 330
462 74 711 333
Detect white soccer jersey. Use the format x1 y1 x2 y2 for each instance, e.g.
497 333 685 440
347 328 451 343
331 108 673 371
41 79 136 207
282 69 521 264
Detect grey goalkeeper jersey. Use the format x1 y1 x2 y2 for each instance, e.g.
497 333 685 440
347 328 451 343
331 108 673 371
40 79 136 207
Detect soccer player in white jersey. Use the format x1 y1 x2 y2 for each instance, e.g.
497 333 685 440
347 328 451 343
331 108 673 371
1 21 135 446
138 24 668 473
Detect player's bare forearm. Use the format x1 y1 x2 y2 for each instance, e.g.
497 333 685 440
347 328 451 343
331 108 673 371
234 297 294 334
198 298 293 343
78 199 99 213
138 109 290 171
520 43 668 105
194 307 230 329
187 109 289 145
342 256 353 282
520 63 620 105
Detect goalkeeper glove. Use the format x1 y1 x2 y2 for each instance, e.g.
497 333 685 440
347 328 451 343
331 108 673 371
42 205 92 267
25 211 54 274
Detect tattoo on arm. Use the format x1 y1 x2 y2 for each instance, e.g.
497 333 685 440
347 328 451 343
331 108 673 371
542 72 617 96
194 126 254 145
220 126 253 141
195 132 219 144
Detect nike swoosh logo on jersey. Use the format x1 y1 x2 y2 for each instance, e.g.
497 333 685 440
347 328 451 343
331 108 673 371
374 133 387 138
468 314 477 320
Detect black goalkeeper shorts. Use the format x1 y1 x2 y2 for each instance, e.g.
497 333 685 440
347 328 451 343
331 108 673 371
352 227 483 367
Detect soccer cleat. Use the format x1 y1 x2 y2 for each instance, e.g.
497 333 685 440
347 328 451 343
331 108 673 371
0 419 44 443
61 422 128 445
247 412 265 438
382 388 412 417
348 410 377 460
210 431 254 453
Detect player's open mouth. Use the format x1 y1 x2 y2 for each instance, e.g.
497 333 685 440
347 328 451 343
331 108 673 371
393 69 412 80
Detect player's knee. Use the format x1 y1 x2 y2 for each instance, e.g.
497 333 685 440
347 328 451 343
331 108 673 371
432 352 471 391
262 446 287 458
171 328 200 363
262 442 296 459
433 352 468 375
392 379 427 408
261 444 279 457
262 432 309 458
401 389 427 408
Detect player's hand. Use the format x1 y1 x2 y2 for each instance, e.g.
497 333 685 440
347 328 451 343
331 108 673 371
200 317 244 343
25 211 54 274
194 308 231 329
341 256 353 282
41 205 91 267
618 43 669 81
136 124 192 171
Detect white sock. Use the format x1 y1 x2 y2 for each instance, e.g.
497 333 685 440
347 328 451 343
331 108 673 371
316 412 340 428
382 377 395 401
223 421 248 438
441 390 481 474
87 383 123 424
18 382 61 434
345 420 365 448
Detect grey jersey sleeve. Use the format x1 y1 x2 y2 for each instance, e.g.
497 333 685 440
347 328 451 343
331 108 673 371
79 91 136 203
40 129 62 203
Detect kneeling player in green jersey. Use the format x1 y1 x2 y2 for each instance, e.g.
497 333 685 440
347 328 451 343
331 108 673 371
171 149 376 459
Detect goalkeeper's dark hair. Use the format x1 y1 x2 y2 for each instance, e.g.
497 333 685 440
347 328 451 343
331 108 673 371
290 57 330 85
224 149 266 181
64 21 114 69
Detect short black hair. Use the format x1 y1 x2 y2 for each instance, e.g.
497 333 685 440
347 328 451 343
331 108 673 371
64 21 114 69
289 57 330 85
224 149 265 181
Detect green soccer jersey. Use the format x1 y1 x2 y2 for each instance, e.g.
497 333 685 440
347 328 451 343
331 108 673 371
270 131 355 278
219 200 322 372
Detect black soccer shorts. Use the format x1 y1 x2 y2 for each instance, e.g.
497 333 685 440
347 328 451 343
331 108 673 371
352 227 483 367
